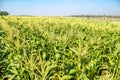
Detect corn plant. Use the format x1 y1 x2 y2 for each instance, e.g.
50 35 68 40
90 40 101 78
0 16 120 80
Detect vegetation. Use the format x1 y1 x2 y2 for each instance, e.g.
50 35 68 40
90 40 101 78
70 15 120 18
0 11 9 16
0 16 120 80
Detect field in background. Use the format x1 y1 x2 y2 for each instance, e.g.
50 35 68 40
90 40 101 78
0 16 120 80
88 17 120 23
70 15 120 23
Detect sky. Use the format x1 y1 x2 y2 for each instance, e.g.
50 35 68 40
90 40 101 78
0 0 120 16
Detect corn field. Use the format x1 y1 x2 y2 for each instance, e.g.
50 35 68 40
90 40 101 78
0 16 120 80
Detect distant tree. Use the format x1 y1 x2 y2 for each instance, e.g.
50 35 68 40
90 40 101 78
0 11 9 16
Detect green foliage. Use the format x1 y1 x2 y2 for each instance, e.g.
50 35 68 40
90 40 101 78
0 11 9 16
0 16 120 80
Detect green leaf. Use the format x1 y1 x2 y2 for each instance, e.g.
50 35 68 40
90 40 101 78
69 69 79 74
8 74 16 80
62 75 72 80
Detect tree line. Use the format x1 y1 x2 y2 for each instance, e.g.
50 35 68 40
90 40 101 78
70 15 120 18
0 11 9 16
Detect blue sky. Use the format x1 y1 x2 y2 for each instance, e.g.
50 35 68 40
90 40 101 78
0 0 120 16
